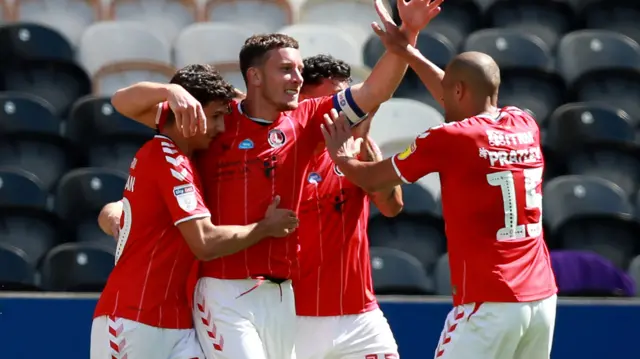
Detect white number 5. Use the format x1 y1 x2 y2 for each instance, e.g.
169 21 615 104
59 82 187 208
114 198 132 265
487 168 543 241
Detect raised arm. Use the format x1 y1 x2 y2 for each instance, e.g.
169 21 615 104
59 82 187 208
346 0 443 120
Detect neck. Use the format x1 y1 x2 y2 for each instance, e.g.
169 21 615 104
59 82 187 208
162 127 192 157
471 96 499 118
243 89 280 122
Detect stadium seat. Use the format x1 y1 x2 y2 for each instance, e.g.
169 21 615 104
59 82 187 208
14 0 98 46
0 60 91 117
434 253 451 296
109 0 197 45
369 181 440 220
543 175 638 269
40 242 115 291
278 24 362 65
406 0 480 48
463 29 553 71
0 23 74 62
551 250 636 297
0 137 74 190
485 0 575 49
572 69 640 121
0 242 37 290
78 21 174 95
204 0 293 35
349 65 371 85
581 1 640 44
66 95 154 150
0 92 60 135
88 140 144 174
174 23 254 68
0 168 48 209
498 69 566 124
557 30 640 84
566 149 640 199
298 0 379 46
214 62 246 94
369 247 433 295
628 255 640 296
368 99 444 157
0 211 60 266
545 103 637 155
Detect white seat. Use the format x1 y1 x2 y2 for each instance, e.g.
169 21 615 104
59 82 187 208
96 69 172 95
205 0 293 35
110 0 197 45
15 0 97 46
215 63 246 94
298 0 378 47
278 24 362 65
174 23 254 68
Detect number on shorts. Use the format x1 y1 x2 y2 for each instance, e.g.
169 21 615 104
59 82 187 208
114 198 132 265
486 168 543 241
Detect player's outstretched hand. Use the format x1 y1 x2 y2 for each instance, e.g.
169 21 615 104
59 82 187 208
396 0 444 34
321 109 362 160
166 84 207 137
262 195 300 238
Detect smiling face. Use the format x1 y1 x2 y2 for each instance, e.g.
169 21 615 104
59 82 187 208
256 47 304 111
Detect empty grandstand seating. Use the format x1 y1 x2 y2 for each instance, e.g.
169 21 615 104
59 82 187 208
0 0 639 294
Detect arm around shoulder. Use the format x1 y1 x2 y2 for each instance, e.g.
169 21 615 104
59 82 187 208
111 82 175 128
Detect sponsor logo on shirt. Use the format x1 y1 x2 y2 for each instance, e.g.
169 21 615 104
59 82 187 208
397 141 416 160
307 172 322 184
333 164 344 176
268 129 286 148
173 184 197 212
238 139 254 149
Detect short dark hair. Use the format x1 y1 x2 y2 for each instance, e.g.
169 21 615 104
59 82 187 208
302 54 351 88
165 64 235 125
239 34 299 83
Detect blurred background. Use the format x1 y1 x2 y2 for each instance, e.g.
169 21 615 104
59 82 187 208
0 0 640 358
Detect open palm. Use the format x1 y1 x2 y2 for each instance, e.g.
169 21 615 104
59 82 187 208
397 0 444 34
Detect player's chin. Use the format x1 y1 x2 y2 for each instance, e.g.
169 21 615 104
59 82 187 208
277 99 299 111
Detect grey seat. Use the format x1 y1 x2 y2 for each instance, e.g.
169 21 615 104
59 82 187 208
0 242 37 290
15 0 97 46
566 149 640 199
573 69 640 121
174 23 254 68
204 0 292 35
628 255 640 296
463 29 553 71
370 247 433 295
582 1 640 44
40 242 115 292
557 30 640 84
498 70 565 124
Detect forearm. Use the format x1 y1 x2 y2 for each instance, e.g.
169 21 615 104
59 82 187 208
352 27 419 113
111 82 173 126
406 47 445 107
199 221 269 260
335 157 387 193
359 142 403 216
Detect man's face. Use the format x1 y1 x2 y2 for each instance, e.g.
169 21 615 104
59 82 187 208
302 77 350 99
187 100 230 150
257 48 304 111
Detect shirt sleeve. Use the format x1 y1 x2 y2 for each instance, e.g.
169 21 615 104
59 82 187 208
155 142 211 225
391 124 452 184
299 87 369 144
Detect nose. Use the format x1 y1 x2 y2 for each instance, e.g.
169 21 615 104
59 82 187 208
292 69 303 85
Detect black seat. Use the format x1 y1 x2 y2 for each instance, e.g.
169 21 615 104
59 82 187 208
54 168 126 243
0 23 74 62
545 103 637 155
581 1 640 44
370 247 433 295
557 30 640 84
0 168 48 210
370 182 440 220
463 29 553 71
88 139 145 174
0 92 60 136
572 69 640 121
485 0 575 49
0 136 74 191
0 212 60 266
414 32 456 68
0 242 37 290
67 95 154 150
40 242 115 292
498 69 566 124
566 149 640 199
543 175 639 268
0 60 91 117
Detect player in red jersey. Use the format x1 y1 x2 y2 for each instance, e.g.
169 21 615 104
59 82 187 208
91 65 299 359
105 2 442 358
294 54 403 359
320 19 558 359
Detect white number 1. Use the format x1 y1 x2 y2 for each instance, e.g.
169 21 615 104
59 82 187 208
114 198 132 265
486 168 543 241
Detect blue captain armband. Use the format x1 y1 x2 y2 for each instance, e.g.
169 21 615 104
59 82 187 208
333 87 367 127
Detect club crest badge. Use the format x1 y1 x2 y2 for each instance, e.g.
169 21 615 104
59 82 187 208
173 184 197 212
307 172 322 184
268 129 286 148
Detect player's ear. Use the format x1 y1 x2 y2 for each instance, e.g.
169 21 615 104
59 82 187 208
247 67 262 86
455 82 463 101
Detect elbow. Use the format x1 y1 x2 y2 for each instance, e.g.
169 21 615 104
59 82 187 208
380 202 403 218
192 244 221 261
111 89 129 115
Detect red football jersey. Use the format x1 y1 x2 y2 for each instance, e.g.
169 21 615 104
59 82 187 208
392 107 557 306
294 149 378 316
157 91 365 280
94 135 210 329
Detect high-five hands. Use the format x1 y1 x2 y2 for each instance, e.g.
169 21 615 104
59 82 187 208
321 109 362 161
